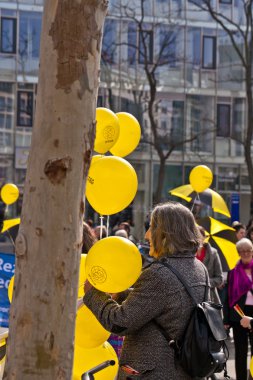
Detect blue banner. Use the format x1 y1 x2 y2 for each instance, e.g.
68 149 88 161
0 253 15 327
230 192 240 223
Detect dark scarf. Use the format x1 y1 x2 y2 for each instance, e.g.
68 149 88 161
228 259 253 308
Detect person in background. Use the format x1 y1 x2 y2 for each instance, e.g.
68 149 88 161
246 217 253 232
223 238 253 380
94 225 107 240
233 222 246 241
115 229 128 239
246 225 253 243
197 226 223 304
82 222 97 253
117 221 137 244
83 201 208 379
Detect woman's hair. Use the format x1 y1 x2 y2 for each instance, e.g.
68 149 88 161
246 226 253 241
236 237 253 252
150 201 201 257
82 222 97 253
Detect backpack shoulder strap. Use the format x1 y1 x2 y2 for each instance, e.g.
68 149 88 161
152 260 209 304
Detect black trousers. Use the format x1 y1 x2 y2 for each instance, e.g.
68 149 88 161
232 305 253 380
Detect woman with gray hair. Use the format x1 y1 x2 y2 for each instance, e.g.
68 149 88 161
223 237 253 380
83 202 208 379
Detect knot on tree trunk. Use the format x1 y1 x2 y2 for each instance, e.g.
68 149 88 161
44 156 72 185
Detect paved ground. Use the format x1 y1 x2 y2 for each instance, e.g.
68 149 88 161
216 332 252 380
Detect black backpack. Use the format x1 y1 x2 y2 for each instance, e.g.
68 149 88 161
155 261 229 379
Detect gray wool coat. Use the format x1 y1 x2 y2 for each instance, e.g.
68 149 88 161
83 252 209 380
202 243 223 304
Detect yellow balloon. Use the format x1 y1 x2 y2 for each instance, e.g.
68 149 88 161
250 356 253 377
73 342 118 380
85 236 142 293
91 155 104 165
8 276 14 302
86 156 138 215
94 108 120 154
75 305 110 349
78 254 87 298
189 165 213 193
110 112 141 157
1 184 19 205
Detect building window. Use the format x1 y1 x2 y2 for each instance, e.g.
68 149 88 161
1 17 16 54
17 91 33 127
102 19 117 64
202 36 216 69
139 30 153 64
159 28 176 66
217 104 231 137
19 11 42 59
128 22 137 65
219 0 232 3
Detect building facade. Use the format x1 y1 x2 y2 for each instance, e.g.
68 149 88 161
0 0 250 238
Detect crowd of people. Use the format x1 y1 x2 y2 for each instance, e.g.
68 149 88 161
80 203 253 380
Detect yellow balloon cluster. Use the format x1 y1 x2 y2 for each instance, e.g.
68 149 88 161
1 184 19 205
88 108 141 216
85 236 142 293
189 165 213 193
94 109 141 157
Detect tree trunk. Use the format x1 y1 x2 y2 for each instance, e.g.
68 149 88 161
4 1 107 379
153 157 166 205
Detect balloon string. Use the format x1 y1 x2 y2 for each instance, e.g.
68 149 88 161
106 216 109 237
99 215 104 240
6 229 15 248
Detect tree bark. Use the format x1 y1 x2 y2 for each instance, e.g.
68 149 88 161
4 1 107 379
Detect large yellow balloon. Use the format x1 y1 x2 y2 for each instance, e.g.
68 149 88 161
91 154 104 165
110 112 141 157
78 254 87 298
73 342 118 380
8 276 14 302
189 165 213 193
86 236 142 293
1 184 19 205
94 108 120 154
75 305 110 349
86 156 138 215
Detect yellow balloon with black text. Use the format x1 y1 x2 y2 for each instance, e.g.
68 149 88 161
72 342 118 380
1 184 19 205
110 112 141 157
189 165 213 193
86 156 138 215
8 276 14 302
75 305 110 349
78 254 87 298
94 108 120 154
85 236 142 293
